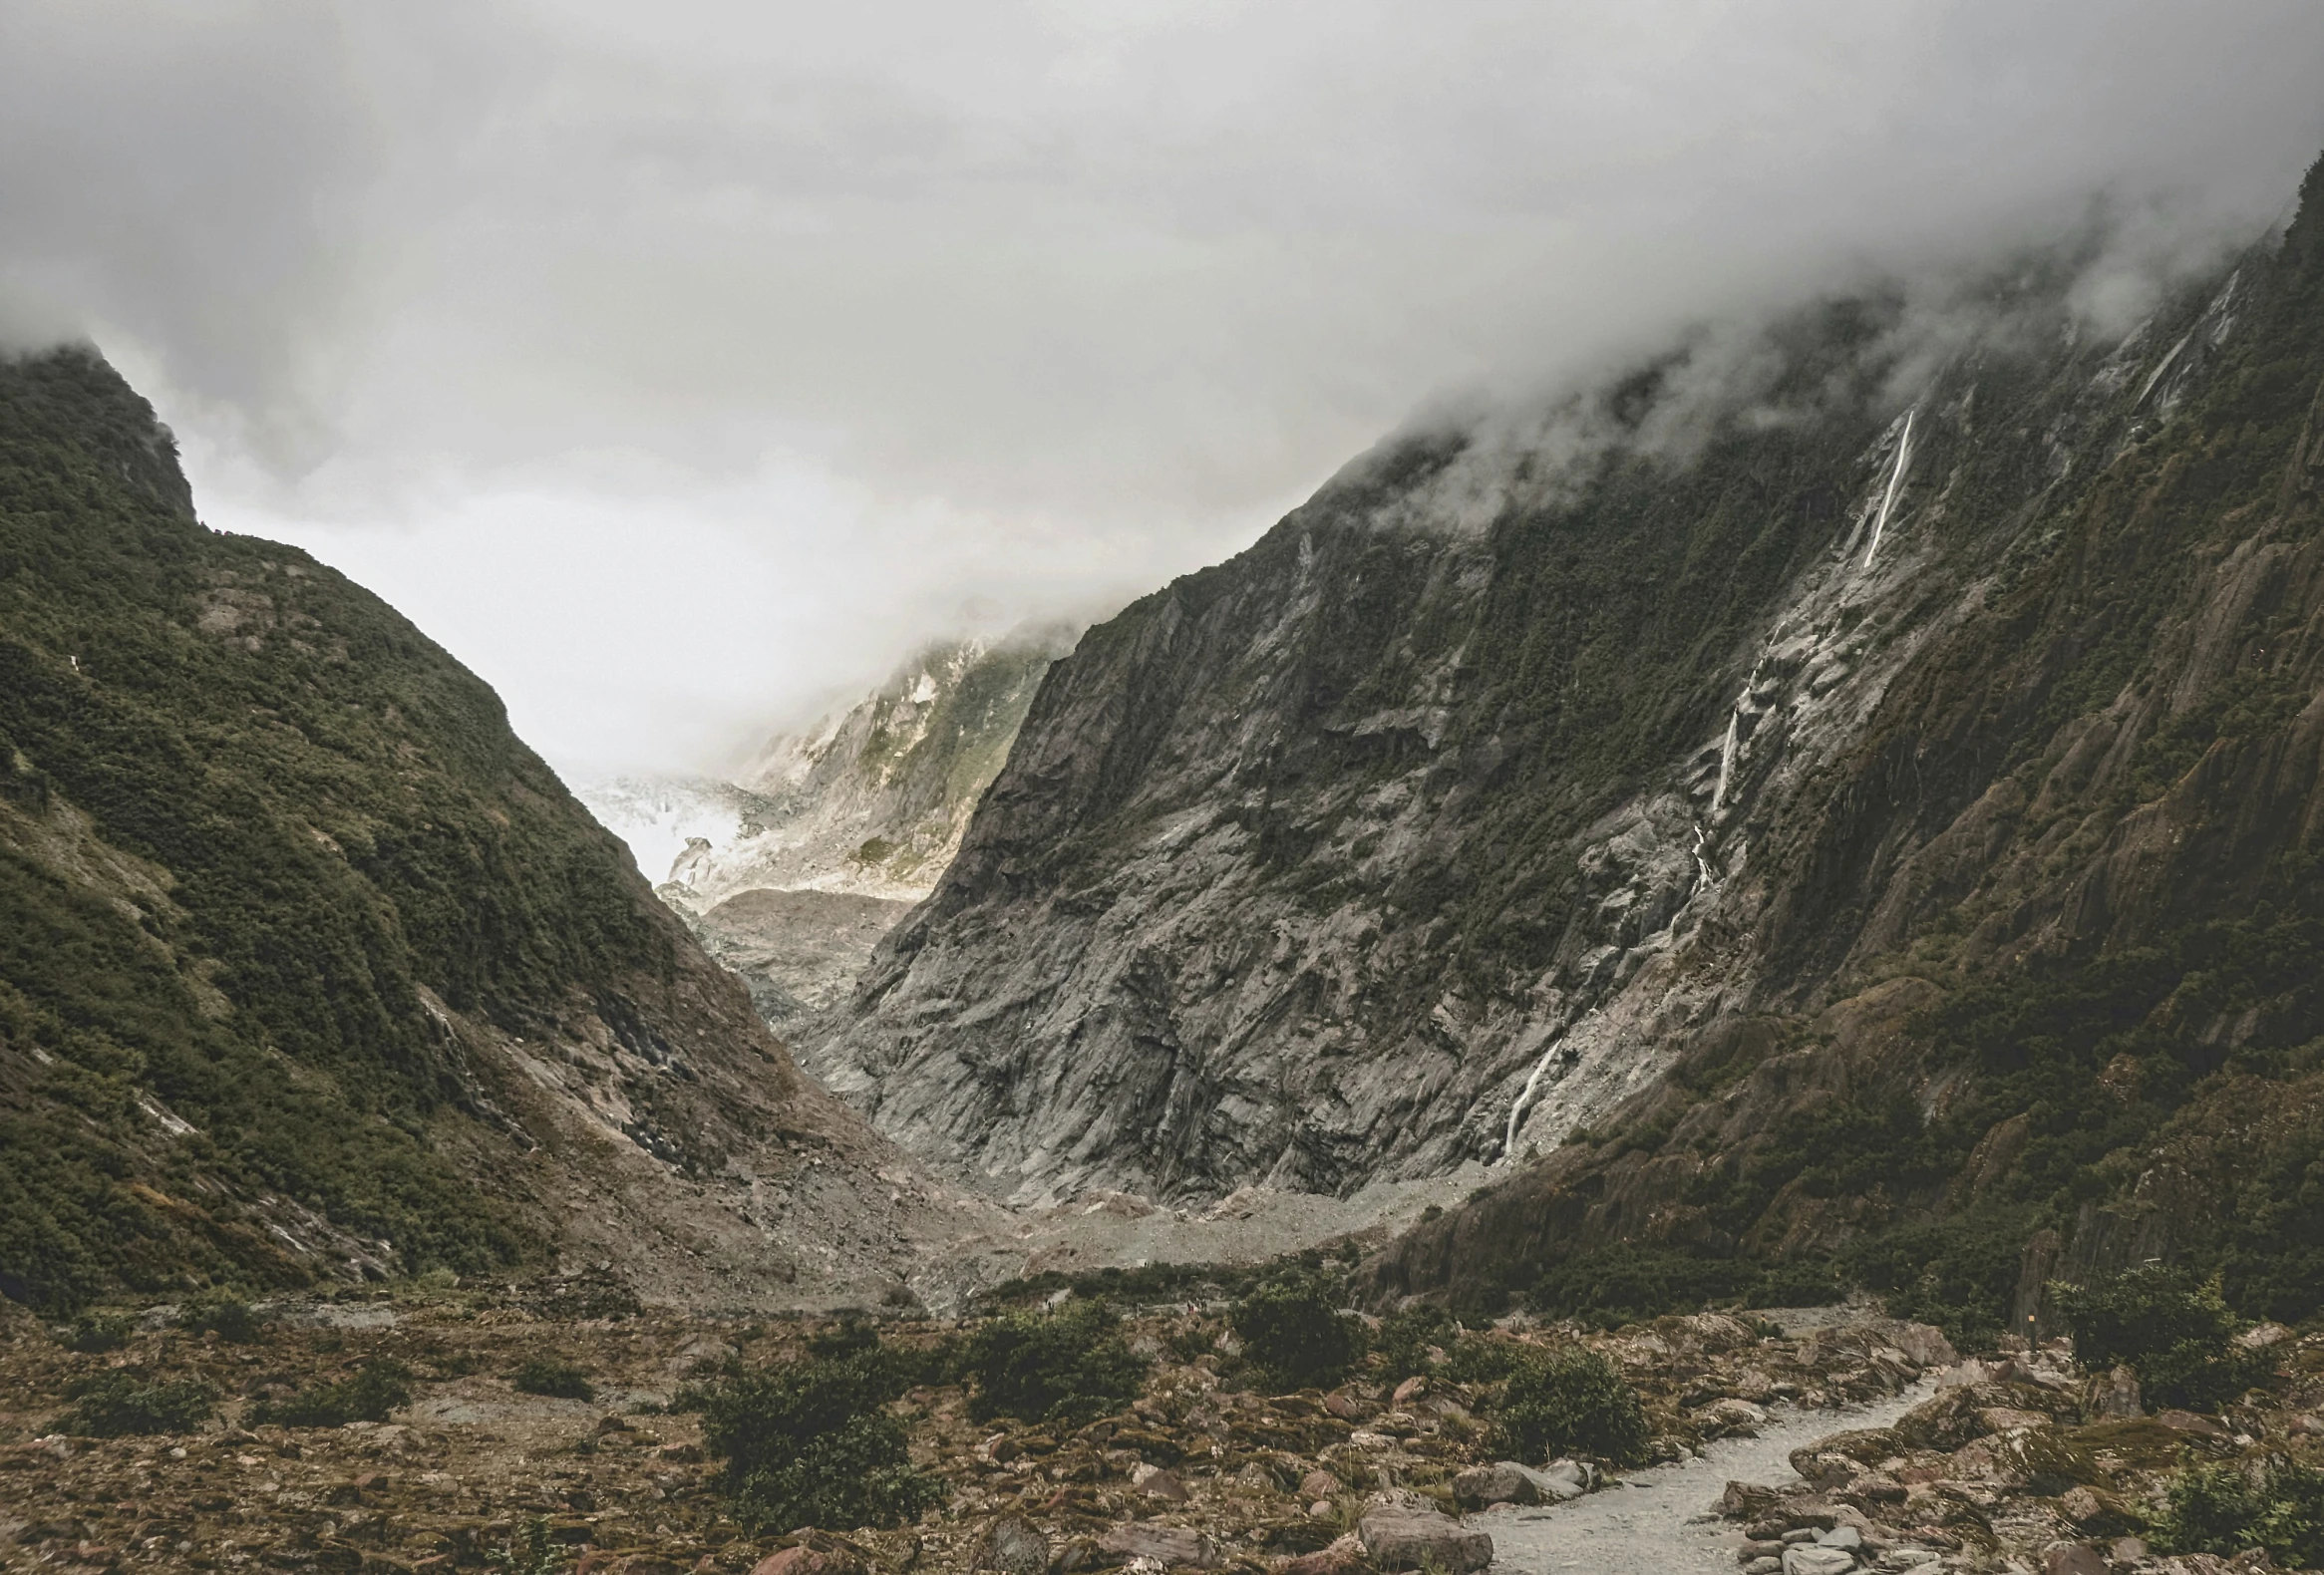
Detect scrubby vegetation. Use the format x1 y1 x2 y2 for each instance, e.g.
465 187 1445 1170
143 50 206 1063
249 1359 413 1427
54 1369 214 1436
1524 1246 1843 1330
58 1309 136 1353
2156 1455 2324 1568
1373 1301 1458 1383
962 1300 1150 1425
972 1240 1365 1314
0 347 708 1314
2055 1265 2271 1411
1489 1345 1651 1466
1232 1275 1368 1392
176 1295 267 1344
698 1331 945 1533
510 1356 594 1401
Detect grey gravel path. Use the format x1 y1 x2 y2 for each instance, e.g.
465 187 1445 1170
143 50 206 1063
1483 1380 1935 1574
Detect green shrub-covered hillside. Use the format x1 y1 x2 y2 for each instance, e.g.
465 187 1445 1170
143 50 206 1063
0 345 684 1313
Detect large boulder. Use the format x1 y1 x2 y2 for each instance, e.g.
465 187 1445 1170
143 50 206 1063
1781 1548 1855 1575
1356 1506 1493 1574
1789 1448 1872 1491
972 1517 1051 1575
1099 1522 1222 1570
1450 1459 1588 1509
1541 1458 1596 1496
1791 1427 1900 1481
1719 1480 1787 1520
1872 1322 1959 1369
2092 1365 2142 1418
1275 1536 1371 1575
1133 1463 1191 1502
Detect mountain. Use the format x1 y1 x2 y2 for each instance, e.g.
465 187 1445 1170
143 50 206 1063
580 630 1075 1030
1365 156 2324 1329
818 142 2324 1346
0 347 961 1315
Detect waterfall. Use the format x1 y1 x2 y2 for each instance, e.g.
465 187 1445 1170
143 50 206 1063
1709 710 1740 816
1860 408 1916 567
1501 1035 1564 1161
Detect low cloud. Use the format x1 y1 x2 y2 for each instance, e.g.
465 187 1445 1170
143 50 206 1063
5 1 2321 773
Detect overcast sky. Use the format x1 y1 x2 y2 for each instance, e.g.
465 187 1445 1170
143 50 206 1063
4 2 2322 777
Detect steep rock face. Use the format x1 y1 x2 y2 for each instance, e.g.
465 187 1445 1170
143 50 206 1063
582 633 1074 1034
0 348 967 1314
585 629 1078 908
690 887 917 1030
1366 154 2324 1319
817 191 2314 1214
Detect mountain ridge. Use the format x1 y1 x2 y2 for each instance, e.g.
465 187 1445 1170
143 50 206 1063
0 345 971 1314
1365 151 2324 1326
808 147 2324 1355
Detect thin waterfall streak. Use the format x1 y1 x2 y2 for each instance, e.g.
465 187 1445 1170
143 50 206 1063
1861 409 1916 568
1502 1036 1564 1161
1710 711 1740 815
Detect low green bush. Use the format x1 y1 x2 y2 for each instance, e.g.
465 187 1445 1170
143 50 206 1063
1525 1246 1844 1329
699 1342 945 1533
2054 1266 2271 1410
963 1301 1150 1424
1231 1276 1367 1393
177 1296 266 1344
511 1357 594 1402
58 1311 135 1353
1494 1346 1651 1465
1844 1211 2031 1352
1162 1319 1219 1366
807 1318 881 1361
1445 1333 1522 1386
1374 1303 1458 1383
250 1359 413 1427
2156 1455 2324 1568
55 1370 213 1436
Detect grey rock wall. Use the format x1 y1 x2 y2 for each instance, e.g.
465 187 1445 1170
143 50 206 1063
813 253 2258 1208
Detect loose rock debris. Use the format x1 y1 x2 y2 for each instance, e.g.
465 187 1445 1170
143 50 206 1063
4 1288 2316 1575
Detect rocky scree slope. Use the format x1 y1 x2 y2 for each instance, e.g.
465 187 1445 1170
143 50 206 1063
1368 153 2324 1326
816 156 2324 1238
581 632 1074 1030
0 348 969 1315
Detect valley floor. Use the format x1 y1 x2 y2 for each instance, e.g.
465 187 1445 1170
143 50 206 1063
11 1277 2315 1575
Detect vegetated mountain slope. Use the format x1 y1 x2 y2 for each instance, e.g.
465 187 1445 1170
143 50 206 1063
1366 154 2324 1332
817 158 2323 1226
580 632 1074 1031
0 348 964 1315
